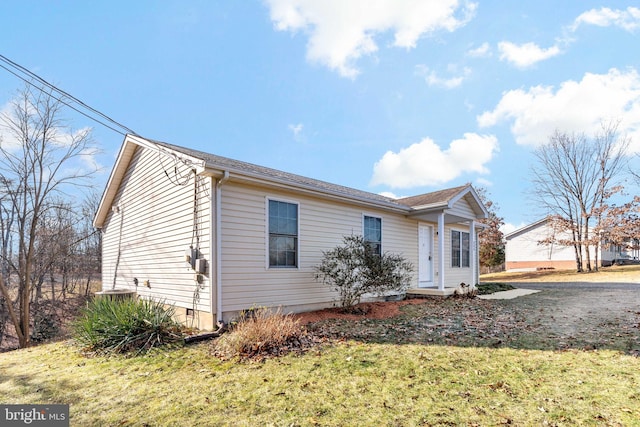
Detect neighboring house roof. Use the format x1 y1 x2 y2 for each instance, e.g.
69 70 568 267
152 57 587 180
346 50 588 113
504 217 551 240
94 135 488 228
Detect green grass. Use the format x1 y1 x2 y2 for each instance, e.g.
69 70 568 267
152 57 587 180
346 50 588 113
4 282 640 425
1 339 639 425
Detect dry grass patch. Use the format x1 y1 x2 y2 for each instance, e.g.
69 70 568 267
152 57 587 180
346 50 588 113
212 307 315 360
481 264 640 283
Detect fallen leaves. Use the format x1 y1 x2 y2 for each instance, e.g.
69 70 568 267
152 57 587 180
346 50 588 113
305 292 640 354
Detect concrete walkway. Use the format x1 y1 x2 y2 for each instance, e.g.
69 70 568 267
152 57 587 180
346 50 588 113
477 288 540 300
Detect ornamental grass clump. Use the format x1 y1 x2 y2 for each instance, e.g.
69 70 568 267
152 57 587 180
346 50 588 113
212 306 308 360
73 297 184 356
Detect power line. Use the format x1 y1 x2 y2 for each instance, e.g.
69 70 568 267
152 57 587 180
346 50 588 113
0 54 139 137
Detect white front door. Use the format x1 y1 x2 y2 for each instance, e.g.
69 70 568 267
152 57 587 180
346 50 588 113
418 224 434 287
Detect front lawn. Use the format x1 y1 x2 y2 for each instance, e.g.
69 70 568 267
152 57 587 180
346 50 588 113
2 293 640 425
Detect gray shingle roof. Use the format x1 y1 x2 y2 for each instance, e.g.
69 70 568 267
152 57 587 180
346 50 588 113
152 139 469 211
395 185 470 208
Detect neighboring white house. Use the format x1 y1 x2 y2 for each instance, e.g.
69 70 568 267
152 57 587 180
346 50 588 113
93 135 488 328
505 217 638 271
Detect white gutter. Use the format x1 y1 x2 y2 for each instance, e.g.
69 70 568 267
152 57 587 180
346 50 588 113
214 171 230 322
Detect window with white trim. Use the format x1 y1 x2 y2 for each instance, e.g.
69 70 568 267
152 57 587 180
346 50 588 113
363 215 382 256
451 230 470 268
268 199 298 267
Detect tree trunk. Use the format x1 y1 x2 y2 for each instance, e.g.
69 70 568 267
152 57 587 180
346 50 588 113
583 217 592 272
50 272 56 303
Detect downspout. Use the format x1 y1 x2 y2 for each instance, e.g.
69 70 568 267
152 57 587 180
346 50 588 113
215 171 229 323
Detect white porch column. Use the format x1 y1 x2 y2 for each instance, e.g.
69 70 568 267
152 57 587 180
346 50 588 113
470 220 477 287
438 212 445 291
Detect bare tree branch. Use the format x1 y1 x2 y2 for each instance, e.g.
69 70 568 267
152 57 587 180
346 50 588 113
0 83 98 348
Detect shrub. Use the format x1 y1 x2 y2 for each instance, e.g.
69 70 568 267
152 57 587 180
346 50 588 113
73 297 183 355
476 282 515 295
31 311 59 342
315 235 414 310
213 306 305 360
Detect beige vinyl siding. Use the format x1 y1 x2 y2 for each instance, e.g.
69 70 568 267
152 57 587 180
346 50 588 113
220 182 419 313
101 146 211 311
448 196 477 219
443 224 474 286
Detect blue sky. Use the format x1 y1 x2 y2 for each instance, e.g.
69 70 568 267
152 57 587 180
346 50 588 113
1 1 639 232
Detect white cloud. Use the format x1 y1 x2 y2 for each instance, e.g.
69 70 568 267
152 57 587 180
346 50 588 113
467 42 491 58
475 177 493 187
501 221 527 235
1 99 101 175
370 133 498 189
415 64 471 89
265 0 477 78
498 41 561 68
79 146 103 172
378 191 401 199
477 68 640 153
571 7 640 32
0 102 21 151
288 123 304 141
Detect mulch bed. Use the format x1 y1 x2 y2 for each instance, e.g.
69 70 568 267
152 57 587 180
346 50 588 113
292 299 433 324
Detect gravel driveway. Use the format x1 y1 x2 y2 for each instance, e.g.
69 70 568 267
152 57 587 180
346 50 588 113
495 282 640 353
511 281 640 291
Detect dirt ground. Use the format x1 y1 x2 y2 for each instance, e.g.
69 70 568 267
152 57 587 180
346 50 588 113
293 266 640 353
500 284 640 349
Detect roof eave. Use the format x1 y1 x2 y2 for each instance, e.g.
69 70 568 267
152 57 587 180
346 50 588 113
94 135 209 228
203 164 411 213
93 136 137 228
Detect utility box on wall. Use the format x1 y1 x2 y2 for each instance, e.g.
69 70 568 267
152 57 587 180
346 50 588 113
195 258 207 274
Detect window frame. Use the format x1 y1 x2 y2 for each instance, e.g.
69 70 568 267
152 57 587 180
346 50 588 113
266 198 300 269
451 229 470 268
363 214 383 256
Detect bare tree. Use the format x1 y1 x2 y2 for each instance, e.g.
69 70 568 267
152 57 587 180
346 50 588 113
0 83 98 348
530 122 630 272
0 191 15 344
76 192 102 296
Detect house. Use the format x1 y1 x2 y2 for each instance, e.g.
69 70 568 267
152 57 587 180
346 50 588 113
504 217 638 271
93 135 488 329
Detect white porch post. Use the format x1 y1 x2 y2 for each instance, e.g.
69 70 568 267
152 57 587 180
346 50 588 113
470 220 477 287
438 212 445 291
